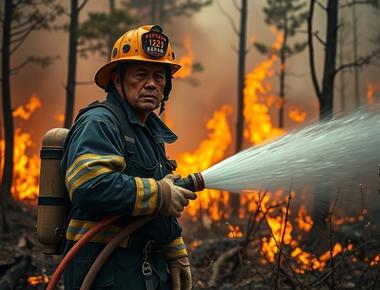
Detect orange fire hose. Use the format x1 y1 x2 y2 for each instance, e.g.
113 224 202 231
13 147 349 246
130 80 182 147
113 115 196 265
46 214 121 290
80 216 153 290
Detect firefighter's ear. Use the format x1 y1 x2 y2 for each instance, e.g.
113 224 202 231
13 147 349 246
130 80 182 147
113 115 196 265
111 71 121 88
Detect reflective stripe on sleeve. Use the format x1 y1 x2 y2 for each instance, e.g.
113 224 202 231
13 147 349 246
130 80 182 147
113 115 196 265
65 154 126 198
132 177 158 216
162 236 188 260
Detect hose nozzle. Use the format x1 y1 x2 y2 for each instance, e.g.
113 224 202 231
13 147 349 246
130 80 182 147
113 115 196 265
173 172 204 192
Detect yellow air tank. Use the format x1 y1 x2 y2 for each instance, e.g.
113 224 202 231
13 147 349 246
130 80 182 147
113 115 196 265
37 128 69 255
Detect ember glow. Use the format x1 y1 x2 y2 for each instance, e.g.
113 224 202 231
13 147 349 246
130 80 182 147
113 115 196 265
54 113 65 123
367 80 380 105
27 274 49 286
227 224 243 239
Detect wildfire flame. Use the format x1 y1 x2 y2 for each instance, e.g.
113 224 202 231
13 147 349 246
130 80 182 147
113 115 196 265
175 35 194 79
0 95 41 202
12 94 42 120
288 106 307 123
176 105 232 221
367 80 380 105
243 32 285 145
295 205 313 232
12 129 40 201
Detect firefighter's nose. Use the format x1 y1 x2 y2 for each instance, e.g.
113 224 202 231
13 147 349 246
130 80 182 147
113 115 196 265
145 75 157 89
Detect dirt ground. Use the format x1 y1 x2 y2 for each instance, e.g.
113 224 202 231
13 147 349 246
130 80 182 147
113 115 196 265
1 203 380 290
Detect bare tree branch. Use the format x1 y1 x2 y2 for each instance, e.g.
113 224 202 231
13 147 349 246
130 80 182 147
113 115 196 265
232 0 241 11
314 31 327 46
9 22 39 55
334 49 380 75
10 55 58 74
216 0 239 36
10 18 33 30
10 24 35 38
9 58 32 74
340 0 379 9
78 0 90 12
316 1 327 11
208 246 241 287
9 6 58 55
230 44 238 54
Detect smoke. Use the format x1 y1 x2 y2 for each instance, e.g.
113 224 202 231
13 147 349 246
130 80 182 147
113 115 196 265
5 0 380 158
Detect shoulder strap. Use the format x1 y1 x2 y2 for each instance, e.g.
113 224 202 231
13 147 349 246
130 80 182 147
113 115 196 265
75 100 135 154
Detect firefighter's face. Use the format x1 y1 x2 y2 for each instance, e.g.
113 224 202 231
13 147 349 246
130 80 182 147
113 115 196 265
113 62 166 122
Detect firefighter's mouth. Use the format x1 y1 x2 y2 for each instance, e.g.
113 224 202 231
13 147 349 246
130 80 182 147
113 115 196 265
140 94 158 101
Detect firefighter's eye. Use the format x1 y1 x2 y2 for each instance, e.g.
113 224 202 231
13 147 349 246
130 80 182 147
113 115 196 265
136 72 146 79
155 73 165 82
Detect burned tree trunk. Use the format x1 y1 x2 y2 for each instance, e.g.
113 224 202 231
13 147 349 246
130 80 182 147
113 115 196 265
352 4 360 108
64 0 79 128
235 0 247 153
320 0 338 120
0 0 15 224
279 19 288 129
151 0 157 23
231 0 248 219
308 0 338 120
339 14 346 112
307 0 338 234
107 0 116 59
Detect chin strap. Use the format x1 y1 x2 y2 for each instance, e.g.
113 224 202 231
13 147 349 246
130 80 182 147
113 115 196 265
159 68 173 115
118 65 128 101
159 100 166 115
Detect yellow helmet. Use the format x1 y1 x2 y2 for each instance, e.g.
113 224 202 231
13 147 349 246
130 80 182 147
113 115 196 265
95 25 181 90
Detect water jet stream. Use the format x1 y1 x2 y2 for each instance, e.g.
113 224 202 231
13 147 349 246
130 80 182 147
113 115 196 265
177 106 380 206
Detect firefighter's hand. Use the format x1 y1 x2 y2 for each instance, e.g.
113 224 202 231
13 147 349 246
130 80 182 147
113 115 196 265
169 256 192 290
157 174 197 217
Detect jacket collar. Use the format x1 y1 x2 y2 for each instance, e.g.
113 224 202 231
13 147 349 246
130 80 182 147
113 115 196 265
107 92 178 144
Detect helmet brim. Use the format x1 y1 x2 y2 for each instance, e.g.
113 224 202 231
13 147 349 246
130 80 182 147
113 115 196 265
95 57 182 90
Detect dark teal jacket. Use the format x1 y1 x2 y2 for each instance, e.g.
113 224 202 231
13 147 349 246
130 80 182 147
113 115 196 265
61 92 185 289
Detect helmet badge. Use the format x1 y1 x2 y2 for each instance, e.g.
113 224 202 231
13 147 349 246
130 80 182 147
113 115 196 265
142 25 169 58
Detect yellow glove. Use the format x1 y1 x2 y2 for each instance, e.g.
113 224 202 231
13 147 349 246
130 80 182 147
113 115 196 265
168 256 192 290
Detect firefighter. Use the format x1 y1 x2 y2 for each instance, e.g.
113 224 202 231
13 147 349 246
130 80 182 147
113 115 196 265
61 25 197 290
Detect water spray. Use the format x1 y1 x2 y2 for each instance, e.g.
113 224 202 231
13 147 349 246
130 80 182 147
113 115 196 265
174 106 380 198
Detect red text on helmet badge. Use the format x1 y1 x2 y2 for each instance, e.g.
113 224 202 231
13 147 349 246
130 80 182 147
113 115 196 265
142 31 169 58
